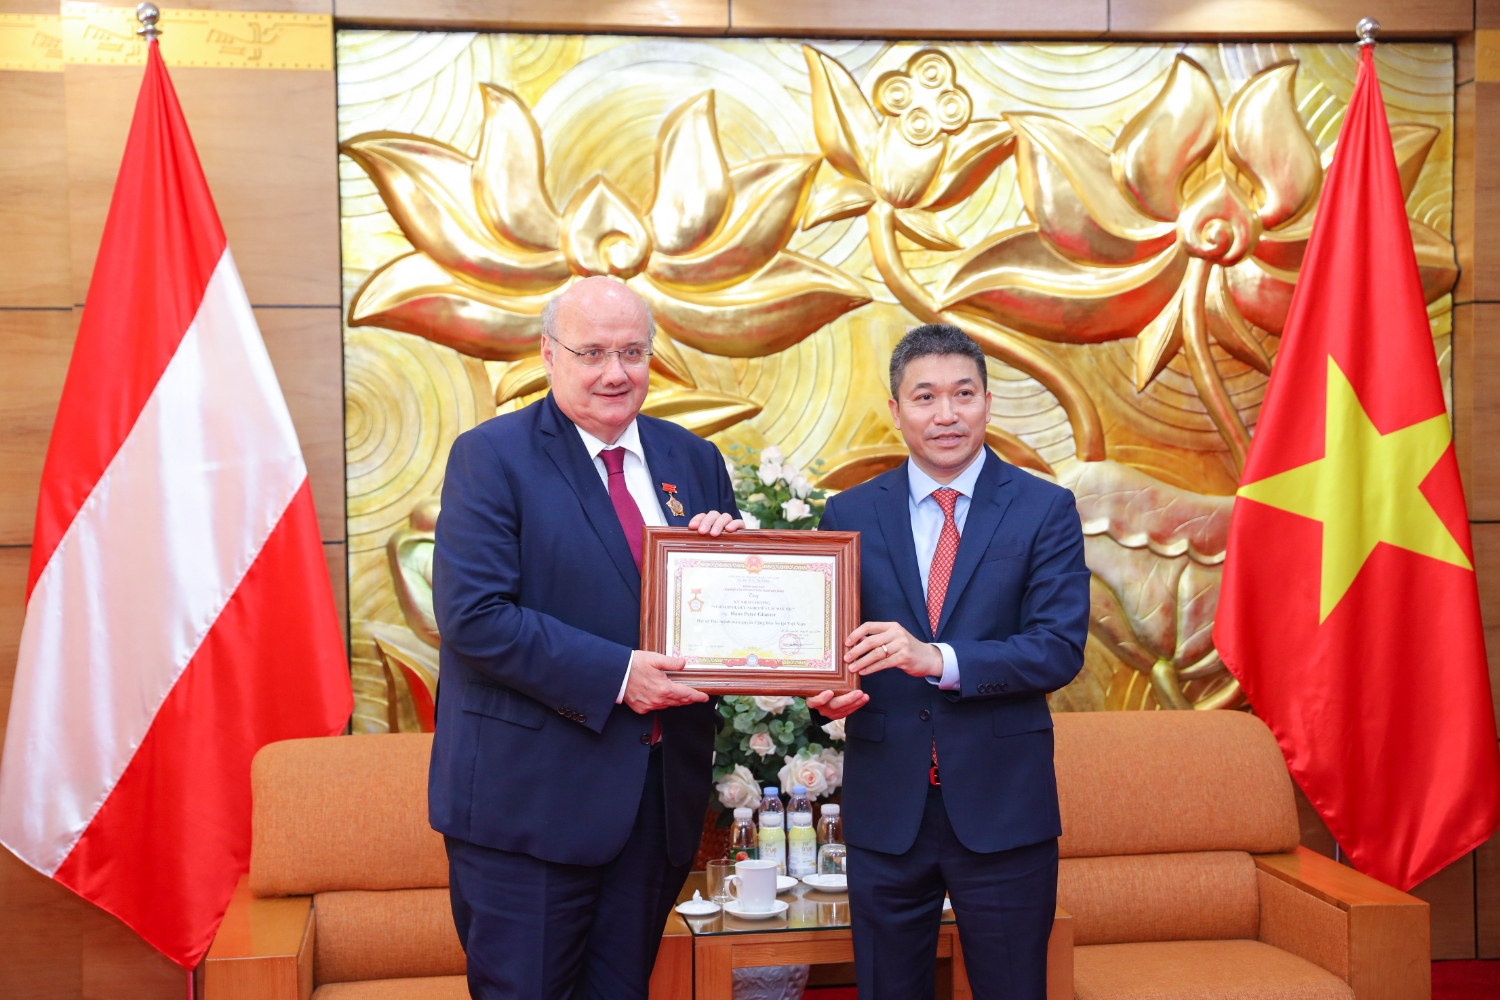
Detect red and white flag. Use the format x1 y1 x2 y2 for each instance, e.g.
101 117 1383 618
0 42 351 965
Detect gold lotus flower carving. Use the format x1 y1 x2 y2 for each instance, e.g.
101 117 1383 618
342 83 874 436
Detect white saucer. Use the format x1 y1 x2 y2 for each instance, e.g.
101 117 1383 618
777 875 798 893
800 874 847 891
723 898 790 920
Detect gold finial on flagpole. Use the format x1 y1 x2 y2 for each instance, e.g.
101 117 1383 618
136 3 162 42
1356 17 1380 47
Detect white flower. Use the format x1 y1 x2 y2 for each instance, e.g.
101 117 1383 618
748 731 777 757
820 718 845 741
716 765 762 810
778 752 832 798
724 454 740 486
740 511 761 529
817 748 845 791
758 462 782 486
782 497 812 521
781 463 801 481
753 696 795 715
790 475 812 499
760 445 783 465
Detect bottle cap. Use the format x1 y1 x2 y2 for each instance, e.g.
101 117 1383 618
793 785 808 795
764 786 779 796
821 804 840 815
733 807 752 819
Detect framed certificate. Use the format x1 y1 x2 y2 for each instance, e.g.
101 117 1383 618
640 527 861 696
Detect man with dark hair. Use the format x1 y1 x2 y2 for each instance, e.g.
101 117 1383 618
809 323 1089 1000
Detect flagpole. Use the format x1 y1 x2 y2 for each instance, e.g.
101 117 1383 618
1356 16 1380 47
135 2 161 42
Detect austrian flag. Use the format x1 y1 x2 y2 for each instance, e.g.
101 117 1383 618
0 42 351 966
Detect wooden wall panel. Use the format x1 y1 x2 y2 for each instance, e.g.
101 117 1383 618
0 310 75 546
325 541 348 643
1480 831 1500 957
1467 82 1500 309
0 71 71 307
1409 852 1476 959
729 0 1106 36
1108 0 1473 37
1459 304 1500 519
333 0 729 33
64 66 340 308
257 308 345 541
1476 523 1500 733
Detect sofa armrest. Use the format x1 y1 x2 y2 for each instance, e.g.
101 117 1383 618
1255 848 1429 1000
202 875 314 1000
1047 907 1073 1000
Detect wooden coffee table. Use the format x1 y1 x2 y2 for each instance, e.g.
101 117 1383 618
649 872 969 1000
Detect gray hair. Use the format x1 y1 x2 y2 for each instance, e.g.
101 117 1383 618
888 323 987 396
541 281 656 343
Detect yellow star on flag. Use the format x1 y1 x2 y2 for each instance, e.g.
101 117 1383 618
1237 356 1470 622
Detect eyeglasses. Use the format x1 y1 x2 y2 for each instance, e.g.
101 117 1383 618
548 336 653 368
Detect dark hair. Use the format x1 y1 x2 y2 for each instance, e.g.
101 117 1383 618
888 324 987 396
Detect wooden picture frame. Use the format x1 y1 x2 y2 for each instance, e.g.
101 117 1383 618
640 527 861 696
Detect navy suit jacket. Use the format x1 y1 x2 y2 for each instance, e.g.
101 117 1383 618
428 394 739 867
818 450 1089 856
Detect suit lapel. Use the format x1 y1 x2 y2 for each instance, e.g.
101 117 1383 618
875 465 934 638
637 418 693 526
936 450 1015 637
537 396 641 596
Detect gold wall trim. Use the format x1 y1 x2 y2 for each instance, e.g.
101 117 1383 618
60 3 331 70
0 15 64 72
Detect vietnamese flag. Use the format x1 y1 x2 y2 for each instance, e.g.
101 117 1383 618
1216 44 1500 890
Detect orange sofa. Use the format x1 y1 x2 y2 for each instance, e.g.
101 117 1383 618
204 712 1427 1000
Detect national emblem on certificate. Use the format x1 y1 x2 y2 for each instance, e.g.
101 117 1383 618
640 528 861 695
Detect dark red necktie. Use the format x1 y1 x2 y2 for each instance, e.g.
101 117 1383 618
926 487 960 784
600 447 646 569
599 447 658 743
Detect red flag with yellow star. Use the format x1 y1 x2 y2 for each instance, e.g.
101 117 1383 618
1216 45 1500 891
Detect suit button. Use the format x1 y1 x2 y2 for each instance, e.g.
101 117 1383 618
640 734 652 744
919 709 931 721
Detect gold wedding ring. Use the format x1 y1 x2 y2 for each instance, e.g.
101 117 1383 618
881 644 889 658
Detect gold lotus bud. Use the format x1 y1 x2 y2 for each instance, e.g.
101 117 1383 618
561 175 653 278
1177 175 1261 266
874 51 971 147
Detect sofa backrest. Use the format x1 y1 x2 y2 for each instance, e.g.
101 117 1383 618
1053 709 1300 858
250 733 447 897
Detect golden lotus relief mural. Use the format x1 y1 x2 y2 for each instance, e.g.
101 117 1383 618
337 33 1456 733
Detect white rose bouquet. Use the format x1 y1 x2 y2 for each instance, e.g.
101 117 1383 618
723 443 828 529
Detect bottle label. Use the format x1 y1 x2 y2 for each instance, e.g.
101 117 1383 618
788 827 817 876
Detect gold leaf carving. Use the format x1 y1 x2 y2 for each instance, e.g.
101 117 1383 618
647 334 697 387
561 175 653 278
871 117 946 209
803 175 877 230
894 207 962 251
803 44 880 182
474 84 561 251
640 389 763 437
647 91 732 256
922 119 1015 211
1390 123 1441 201
1111 55 1221 223
1223 63 1322 231
495 355 549 405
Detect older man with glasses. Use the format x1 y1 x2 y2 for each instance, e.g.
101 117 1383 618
429 276 743 999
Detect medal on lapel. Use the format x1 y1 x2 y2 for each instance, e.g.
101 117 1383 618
661 483 685 518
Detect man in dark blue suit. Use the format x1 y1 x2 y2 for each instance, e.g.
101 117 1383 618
429 277 742 1000
809 324 1089 1000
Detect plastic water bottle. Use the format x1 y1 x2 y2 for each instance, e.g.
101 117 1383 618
787 785 817 877
816 803 842 845
758 786 786 874
729 807 758 862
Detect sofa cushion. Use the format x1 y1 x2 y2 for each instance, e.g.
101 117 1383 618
1075 940 1354 1000
1053 711 1299 858
312 976 469 1000
251 734 447 896
1059 852 1260 945
314 888 466 984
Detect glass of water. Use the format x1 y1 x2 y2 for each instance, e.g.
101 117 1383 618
817 842 847 876
706 859 735 903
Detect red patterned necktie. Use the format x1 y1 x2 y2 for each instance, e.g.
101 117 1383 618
600 447 645 570
599 447 660 744
926 488 961 635
926 487 960 785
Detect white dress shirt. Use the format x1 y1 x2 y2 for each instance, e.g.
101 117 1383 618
573 419 665 703
907 447 987 691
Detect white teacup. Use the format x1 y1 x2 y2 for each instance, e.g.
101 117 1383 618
727 859 780 912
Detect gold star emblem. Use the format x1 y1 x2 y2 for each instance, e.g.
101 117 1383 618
1238 356 1470 622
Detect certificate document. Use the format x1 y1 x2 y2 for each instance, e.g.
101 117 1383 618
640 527 860 695
667 552 837 671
